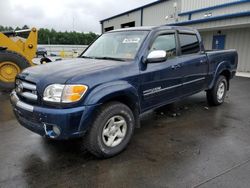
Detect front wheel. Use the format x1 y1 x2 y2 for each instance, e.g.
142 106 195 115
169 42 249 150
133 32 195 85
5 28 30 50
0 50 30 90
84 102 135 158
206 75 228 106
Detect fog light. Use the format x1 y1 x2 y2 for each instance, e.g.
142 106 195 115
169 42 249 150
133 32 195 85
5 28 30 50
53 125 61 136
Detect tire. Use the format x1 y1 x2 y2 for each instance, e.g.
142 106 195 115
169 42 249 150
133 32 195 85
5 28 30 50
0 50 30 90
84 102 135 158
206 75 228 106
40 57 52 64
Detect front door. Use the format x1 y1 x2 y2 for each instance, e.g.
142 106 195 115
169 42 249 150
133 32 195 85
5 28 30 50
140 32 183 111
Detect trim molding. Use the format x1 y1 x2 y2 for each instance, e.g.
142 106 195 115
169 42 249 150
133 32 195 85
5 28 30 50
179 0 250 16
143 77 205 96
171 11 250 26
100 0 169 23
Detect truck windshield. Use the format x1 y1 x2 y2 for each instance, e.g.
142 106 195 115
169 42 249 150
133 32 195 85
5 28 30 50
82 31 149 61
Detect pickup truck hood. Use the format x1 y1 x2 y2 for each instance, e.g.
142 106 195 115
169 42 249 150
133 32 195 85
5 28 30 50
19 58 130 84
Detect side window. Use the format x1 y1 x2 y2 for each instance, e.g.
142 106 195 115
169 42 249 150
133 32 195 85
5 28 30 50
150 34 176 58
179 34 200 55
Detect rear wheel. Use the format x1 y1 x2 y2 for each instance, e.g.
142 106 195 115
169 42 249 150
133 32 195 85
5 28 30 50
206 75 228 106
0 50 30 90
84 102 135 158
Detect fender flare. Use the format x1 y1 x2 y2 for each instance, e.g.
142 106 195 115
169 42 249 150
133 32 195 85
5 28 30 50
208 61 232 89
84 81 139 106
78 81 140 132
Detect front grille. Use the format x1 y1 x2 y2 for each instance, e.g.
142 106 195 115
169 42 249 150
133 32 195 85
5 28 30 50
16 79 38 104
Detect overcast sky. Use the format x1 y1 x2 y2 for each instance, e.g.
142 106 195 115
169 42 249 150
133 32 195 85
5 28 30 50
0 0 156 33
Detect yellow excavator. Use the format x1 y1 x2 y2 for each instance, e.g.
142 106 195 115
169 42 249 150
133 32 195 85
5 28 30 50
0 28 38 90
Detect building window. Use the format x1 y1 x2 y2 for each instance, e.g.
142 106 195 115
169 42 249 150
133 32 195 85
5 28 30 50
179 34 200 55
104 26 114 32
121 21 135 28
188 14 192 20
204 12 212 18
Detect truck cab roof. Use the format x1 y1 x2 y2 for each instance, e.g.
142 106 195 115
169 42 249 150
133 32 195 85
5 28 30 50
107 25 198 34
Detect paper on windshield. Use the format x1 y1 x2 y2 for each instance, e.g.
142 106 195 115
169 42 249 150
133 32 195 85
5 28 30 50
122 38 140 44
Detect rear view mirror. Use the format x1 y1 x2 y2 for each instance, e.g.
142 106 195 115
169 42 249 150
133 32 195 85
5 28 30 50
146 50 167 63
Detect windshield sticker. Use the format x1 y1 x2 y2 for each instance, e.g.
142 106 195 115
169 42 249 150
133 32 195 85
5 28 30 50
122 38 140 44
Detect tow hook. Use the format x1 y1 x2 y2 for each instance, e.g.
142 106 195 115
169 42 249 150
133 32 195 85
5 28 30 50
43 123 61 138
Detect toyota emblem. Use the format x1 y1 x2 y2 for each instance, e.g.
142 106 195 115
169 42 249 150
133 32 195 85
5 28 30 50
16 80 23 93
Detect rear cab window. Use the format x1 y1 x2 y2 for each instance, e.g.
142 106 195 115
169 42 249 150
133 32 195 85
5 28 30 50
179 33 200 55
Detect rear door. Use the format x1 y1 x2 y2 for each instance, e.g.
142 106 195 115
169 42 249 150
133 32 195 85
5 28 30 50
140 31 183 111
177 32 208 96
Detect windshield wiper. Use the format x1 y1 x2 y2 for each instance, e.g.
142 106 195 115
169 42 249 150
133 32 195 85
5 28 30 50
81 56 95 59
94 57 125 62
82 56 126 61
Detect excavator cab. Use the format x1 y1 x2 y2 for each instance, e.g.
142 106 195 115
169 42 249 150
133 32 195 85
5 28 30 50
0 28 38 90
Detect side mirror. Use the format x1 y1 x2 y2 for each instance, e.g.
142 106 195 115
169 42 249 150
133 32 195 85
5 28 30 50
146 50 167 63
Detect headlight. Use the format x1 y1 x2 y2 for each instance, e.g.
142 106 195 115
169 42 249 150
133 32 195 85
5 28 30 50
43 84 64 103
43 84 88 103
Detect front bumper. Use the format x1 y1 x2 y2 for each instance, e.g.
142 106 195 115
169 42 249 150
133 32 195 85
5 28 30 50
10 91 96 139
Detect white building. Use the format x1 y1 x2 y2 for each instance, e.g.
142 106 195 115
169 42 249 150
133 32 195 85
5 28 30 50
100 0 250 72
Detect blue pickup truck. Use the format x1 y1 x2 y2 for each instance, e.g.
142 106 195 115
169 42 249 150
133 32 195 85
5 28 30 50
10 26 238 158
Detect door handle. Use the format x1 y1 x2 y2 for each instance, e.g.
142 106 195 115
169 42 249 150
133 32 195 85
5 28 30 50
171 64 182 69
196 59 206 66
200 59 206 64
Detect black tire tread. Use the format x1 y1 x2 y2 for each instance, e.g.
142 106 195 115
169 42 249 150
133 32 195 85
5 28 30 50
206 75 227 106
0 50 30 90
84 101 135 158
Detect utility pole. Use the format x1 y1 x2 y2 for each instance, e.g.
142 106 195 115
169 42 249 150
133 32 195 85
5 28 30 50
72 15 75 31
173 2 178 22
